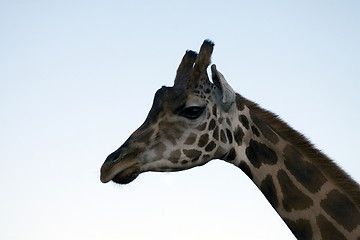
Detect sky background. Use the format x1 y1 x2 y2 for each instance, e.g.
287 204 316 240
1 1 359 239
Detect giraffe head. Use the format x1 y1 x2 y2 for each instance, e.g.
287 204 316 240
100 40 237 184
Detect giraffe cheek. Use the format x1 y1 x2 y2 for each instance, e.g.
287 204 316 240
141 145 165 165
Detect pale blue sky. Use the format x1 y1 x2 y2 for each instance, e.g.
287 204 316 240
1 1 359 239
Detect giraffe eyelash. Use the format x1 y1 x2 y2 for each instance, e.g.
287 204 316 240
178 106 205 120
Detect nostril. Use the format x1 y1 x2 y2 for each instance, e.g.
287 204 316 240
106 148 121 162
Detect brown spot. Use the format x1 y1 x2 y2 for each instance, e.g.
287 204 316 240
277 170 313 212
212 126 219 140
159 120 184 138
283 144 326 193
181 160 188 165
316 214 346 240
201 154 210 162
205 141 216 152
212 104 217 117
208 119 216 131
245 140 278 168
226 128 233 144
234 126 244 145
283 218 313 240
169 149 181 163
251 126 260 137
320 189 360 232
236 94 245 111
226 118 231 126
183 149 202 162
250 112 279 144
238 161 253 180
220 129 227 143
207 111 211 119
214 146 226 159
260 175 279 208
184 133 197 145
239 115 249 129
218 117 224 124
196 122 207 131
198 134 209 148
225 147 236 161
159 121 184 145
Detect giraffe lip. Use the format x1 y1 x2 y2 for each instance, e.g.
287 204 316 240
111 164 141 184
100 160 140 184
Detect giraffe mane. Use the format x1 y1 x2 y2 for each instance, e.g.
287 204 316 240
236 94 360 208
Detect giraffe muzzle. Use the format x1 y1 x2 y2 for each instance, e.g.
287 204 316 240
100 157 141 184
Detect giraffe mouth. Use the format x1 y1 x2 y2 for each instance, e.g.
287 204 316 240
100 160 141 184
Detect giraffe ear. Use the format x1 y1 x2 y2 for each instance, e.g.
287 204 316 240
211 64 235 112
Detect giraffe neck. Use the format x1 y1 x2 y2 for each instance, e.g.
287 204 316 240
225 94 360 239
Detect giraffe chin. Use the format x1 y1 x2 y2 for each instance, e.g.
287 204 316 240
100 160 141 184
111 164 141 184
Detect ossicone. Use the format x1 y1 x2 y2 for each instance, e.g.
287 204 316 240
174 40 215 87
174 50 198 87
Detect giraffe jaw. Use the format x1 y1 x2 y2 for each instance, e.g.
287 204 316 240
100 160 141 184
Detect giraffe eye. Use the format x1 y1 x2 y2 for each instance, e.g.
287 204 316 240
178 106 205 120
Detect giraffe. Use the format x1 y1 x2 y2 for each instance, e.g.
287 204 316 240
100 40 360 239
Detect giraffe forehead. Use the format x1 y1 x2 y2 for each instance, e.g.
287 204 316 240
156 86 186 106
185 93 207 106
147 86 187 120
149 86 207 116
